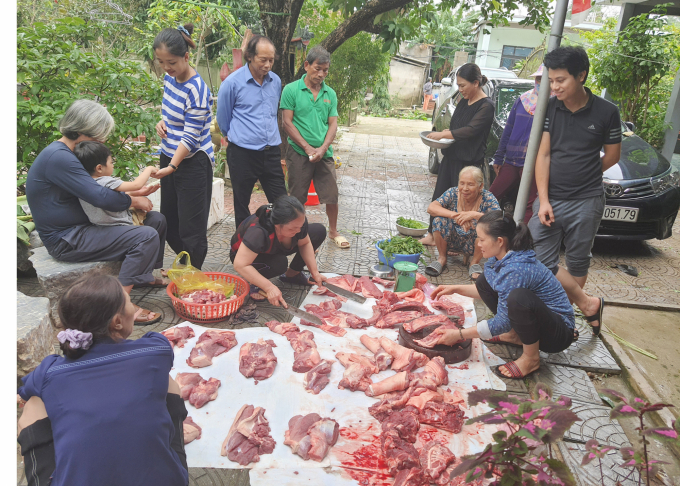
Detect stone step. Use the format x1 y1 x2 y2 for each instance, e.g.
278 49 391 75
17 292 56 386
28 247 122 328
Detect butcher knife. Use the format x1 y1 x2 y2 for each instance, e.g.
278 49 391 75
285 305 325 326
322 282 367 304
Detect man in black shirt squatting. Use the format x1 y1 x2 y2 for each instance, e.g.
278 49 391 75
529 46 622 335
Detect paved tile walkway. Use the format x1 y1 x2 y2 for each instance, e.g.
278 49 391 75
17 131 678 485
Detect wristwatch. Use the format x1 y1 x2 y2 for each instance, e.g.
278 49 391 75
168 163 178 171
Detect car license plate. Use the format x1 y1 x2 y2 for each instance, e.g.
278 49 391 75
602 206 638 222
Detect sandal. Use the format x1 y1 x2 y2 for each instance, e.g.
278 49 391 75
469 264 484 282
331 235 350 249
492 361 536 380
482 336 523 348
133 305 162 325
425 261 446 277
584 298 603 336
249 286 267 301
279 272 312 286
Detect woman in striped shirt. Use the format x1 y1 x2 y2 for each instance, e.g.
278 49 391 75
153 24 214 269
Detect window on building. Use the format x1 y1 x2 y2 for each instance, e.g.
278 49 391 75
500 46 534 70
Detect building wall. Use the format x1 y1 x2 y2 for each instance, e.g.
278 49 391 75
474 25 592 69
387 43 432 107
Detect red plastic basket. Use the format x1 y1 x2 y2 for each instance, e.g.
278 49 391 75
166 272 250 324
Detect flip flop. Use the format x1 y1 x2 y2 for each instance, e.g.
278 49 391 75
469 264 484 282
492 361 535 381
133 305 162 325
425 261 445 277
584 297 603 336
279 272 312 286
331 235 350 249
481 336 523 348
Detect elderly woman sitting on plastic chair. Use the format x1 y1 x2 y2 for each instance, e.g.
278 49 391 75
424 166 499 280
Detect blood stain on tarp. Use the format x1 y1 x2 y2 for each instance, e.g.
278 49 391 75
448 363 469 370
335 426 392 486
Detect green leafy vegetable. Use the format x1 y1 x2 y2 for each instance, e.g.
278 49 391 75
378 236 430 262
396 216 428 229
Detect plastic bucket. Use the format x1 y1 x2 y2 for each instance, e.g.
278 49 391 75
375 239 421 267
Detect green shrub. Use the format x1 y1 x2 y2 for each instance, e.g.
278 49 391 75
17 17 162 191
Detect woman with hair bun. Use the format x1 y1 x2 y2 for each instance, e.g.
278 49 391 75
421 63 495 247
230 195 327 306
425 210 578 380
153 24 215 270
17 275 188 486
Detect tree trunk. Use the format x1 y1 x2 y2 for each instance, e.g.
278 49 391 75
294 0 414 79
258 0 306 85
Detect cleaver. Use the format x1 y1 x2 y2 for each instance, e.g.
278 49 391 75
285 305 325 326
322 282 367 304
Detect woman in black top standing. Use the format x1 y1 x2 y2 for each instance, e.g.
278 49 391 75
420 63 495 246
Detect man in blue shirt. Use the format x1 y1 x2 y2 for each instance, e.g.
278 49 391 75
217 34 287 228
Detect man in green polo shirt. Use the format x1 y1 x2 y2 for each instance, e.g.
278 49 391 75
281 46 349 249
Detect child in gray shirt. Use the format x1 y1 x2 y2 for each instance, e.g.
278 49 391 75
74 141 158 226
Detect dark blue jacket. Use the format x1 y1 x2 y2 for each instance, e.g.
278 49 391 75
484 250 575 336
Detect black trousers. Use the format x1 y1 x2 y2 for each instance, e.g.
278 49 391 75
52 211 167 287
160 152 212 270
429 156 484 233
226 143 287 229
474 273 574 353
18 394 188 486
231 223 326 279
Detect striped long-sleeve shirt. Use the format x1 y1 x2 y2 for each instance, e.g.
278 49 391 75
160 73 215 166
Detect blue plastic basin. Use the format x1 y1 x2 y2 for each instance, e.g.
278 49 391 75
375 239 422 267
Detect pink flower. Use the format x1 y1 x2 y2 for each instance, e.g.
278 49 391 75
499 401 519 414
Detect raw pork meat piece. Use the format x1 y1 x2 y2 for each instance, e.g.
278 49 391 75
376 311 423 329
409 357 449 390
239 338 278 380
305 302 368 329
419 400 466 433
381 429 421 476
358 276 383 299
405 389 443 410
187 330 238 368
189 377 221 409
325 275 352 291
366 305 382 327
161 326 195 348
285 413 340 461
414 272 428 290
284 413 321 459
372 276 394 288
403 314 452 333
313 286 346 301
394 467 428 486
303 359 334 394
299 318 347 337
429 296 466 322
379 337 429 372
308 418 340 461
183 416 202 444
366 371 410 397
175 372 204 400
387 301 433 315
221 405 276 465
359 334 392 371
369 388 419 422
381 410 420 443
293 347 321 373
377 291 400 313
287 330 316 354
180 289 228 304
395 288 425 303
420 442 456 481
336 352 378 392
413 322 462 349
265 320 300 337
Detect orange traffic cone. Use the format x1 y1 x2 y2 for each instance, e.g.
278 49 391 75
305 180 319 206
